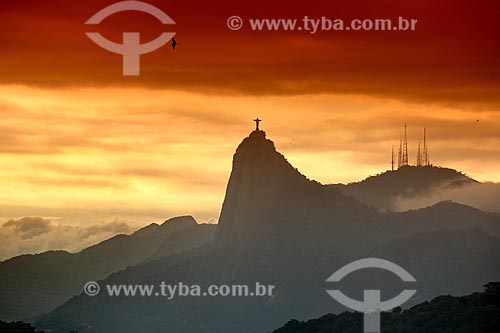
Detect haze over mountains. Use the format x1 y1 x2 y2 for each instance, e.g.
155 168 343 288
0 216 215 321
30 130 500 333
335 165 476 211
0 217 136 261
335 165 500 214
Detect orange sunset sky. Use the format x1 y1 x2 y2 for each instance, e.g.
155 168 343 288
0 0 499 256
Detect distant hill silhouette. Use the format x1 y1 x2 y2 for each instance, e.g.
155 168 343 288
368 229 500 304
35 130 500 332
334 165 477 211
0 216 215 321
271 282 500 333
145 223 215 262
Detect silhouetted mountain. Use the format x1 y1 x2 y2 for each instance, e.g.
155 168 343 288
146 223 216 262
335 165 477 211
368 229 500 303
379 201 500 242
35 130 500 333
215 130 378 254
0 216 213 321
271 282 500 333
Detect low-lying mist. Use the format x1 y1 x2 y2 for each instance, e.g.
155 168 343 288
395 182 500 213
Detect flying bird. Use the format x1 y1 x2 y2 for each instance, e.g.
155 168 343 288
171 37 177 50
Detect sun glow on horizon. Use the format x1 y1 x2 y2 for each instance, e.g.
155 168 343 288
0 84 499 228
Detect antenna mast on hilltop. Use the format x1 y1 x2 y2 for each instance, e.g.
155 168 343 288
397 137 402 168
393 124 431 170
423 127 430 166
391 145 395 171
402 123 409 166
417 141 422 166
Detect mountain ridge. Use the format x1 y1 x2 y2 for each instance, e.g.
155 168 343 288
0 215 213 321
334 165 478 211
35 130 500 333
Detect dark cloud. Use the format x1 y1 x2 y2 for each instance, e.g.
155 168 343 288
0 0 498 107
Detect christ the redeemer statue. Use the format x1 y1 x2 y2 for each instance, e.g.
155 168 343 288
254 118 262 131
